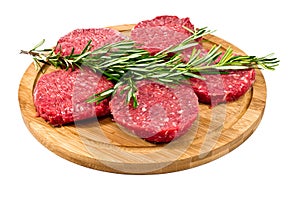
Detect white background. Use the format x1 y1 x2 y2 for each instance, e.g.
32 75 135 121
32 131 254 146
1 0 299 199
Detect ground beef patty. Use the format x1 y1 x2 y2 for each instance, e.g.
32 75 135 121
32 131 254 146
33 68 114 126
131 15 206 61
134 15 195 35
190 69 256 105
54 28 126 56
110 80 199 143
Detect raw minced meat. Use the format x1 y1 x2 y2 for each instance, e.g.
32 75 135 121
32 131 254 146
33 68 114 126
131 15 206 61
54 28 127 56
190 69 256 105
109 80 199 143
133 15 195 35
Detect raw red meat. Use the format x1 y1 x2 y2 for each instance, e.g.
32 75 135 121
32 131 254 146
190 69 256 105
54 28 126 56
33 68 114 126
131 15 206 61
133 15 195 35
109 80 199 143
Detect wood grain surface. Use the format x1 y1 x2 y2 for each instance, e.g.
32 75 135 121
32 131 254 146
18 24 267 174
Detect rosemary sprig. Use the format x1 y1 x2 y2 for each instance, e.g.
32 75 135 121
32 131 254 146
181 45 279 72
21 27 279 108
20 27 213 71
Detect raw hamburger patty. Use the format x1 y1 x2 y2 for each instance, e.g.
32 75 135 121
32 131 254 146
54 28 126 56
110 80 199 143
190 69 256 105
133 15 195 35
131 15 206 61
33 68 114 126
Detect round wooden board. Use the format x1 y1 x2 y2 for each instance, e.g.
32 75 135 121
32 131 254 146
18 24 266 174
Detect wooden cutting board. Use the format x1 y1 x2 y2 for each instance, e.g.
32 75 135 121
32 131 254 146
18 24 266 174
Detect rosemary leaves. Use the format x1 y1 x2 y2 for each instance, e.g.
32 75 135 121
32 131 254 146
21 26 279 108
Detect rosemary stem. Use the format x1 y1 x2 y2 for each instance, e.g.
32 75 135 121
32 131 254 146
20 26 279 107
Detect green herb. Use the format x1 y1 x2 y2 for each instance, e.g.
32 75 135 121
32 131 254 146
21 27 279 108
